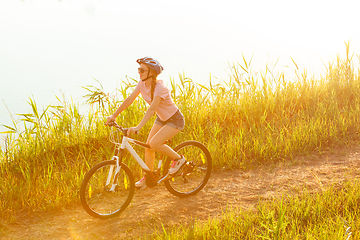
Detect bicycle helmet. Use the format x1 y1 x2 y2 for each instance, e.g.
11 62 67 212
136 57 164 75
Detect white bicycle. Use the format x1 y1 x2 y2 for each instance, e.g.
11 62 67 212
80 121 212 219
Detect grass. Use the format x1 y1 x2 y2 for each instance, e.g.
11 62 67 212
0 42 360 236
147 180 360 239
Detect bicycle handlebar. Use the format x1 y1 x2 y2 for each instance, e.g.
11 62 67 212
107 121 139 135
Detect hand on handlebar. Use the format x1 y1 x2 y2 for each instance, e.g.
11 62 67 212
127 127 140 135
105 115 116 126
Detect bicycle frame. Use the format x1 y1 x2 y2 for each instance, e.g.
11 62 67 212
107 136 152 191
107 122 170 188
119 136 151 171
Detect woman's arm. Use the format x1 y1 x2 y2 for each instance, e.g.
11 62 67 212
106 89 140 125
128 95 161 134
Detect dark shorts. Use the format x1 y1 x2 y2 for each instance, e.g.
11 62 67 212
154 110 185 130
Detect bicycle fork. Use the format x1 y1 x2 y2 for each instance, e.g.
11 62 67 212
107 154 122 192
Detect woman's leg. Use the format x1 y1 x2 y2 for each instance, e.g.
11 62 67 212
145 123 163 171
148 125 181 159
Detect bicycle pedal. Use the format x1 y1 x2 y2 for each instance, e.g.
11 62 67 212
170 163 186 175
140 185 147 190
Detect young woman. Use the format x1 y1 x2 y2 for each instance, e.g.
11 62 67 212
105 57 186 188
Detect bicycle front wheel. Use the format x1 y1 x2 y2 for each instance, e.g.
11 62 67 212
164 141 212 197
80 160 135 219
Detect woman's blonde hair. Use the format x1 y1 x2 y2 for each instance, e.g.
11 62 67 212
149 68 158 102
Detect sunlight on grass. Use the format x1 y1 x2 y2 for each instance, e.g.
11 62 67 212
0 43 359 238
148 180 360 239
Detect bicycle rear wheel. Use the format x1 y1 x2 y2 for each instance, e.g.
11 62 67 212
80 160 135 219
163 141 212 197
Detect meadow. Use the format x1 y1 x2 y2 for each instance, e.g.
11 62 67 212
149 180 360 239
1 43 360 238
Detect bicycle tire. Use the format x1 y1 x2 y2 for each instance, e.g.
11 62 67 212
80 160 135 219
163 141 212 197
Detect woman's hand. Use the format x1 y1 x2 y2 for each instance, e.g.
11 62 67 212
127 126 140 135
105 115 116 125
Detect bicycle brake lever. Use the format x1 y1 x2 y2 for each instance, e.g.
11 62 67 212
107 121 119 128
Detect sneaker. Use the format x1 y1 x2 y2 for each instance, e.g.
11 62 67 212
169 155 186 175
135 176 146 188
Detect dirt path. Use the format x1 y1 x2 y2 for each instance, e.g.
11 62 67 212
1 146 360 239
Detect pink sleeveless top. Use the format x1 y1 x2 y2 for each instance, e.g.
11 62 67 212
134 80 179 121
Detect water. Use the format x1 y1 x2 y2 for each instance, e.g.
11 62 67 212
1 0 360 145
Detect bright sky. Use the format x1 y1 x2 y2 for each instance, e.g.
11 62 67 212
0 0 360 133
